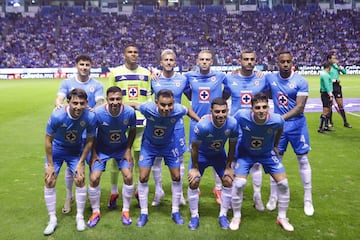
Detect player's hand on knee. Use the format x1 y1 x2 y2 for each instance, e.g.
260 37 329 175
188 168 201 188
45 164 56 188
222 168 234 187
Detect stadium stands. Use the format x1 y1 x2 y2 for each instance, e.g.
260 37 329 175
0 6 359 70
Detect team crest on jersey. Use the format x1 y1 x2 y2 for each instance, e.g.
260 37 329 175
250 137 263 149
277 93 288 107
210 140 223 151
139 75 145 81
211 76 216 82
89 86 95 93
255 80 260 86
289 83 295 89
153 127 166 138
170 118 176 123
198 88 210 102
267 128 273 135
65 130 78 143
123 119 129 125
109 131 122 143
175 81 181 87
241 92 252 105
224 129 230 136
128 86 139 98
80 121 86 127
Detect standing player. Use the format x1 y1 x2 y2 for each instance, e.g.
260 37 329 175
318 61 334 133
127 89 200 227
87 86 136 228
43 88 96 235
224 50 268 211
108 43 152 209
326 52 352 128
54 54 104 214
150 49 187 206
265 50 314 216
184 49 230 205
187 98 238 230
230 93 293 232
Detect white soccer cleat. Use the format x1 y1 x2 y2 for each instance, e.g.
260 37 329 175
43 220 57 235
253 195 265 211
229 217 241 231
151 189 165 206
62 197 72 214
276 217 294 232
266 196 277 211
304 201 314 216
76 217 86 231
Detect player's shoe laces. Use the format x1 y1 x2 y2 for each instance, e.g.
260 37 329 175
344 122 352 128
151 189 165 206
108 193 119 210
172 212 184 225
76 217 86 231
62 197 72 214
87 212 100 228
218 216 229 229
180 193 186 206
136 214 148 227
43 220 57 235
213 188 222 205
266 196 277 211
304 201 315 216
188 216 199 230
253 195 265 211
122 211 132 225
229 217 241 231
276 217 294 232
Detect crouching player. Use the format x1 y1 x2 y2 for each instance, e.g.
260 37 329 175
230 93 294 232
43 88 96 235
187 97 239 230
87 86 136 227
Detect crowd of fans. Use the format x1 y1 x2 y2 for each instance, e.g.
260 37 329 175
0 6 359 70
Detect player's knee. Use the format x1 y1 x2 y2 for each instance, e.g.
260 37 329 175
74 177 85 187
139 175 149 183
276 178 289 193
222 175 233 188
233 177 247 190
45 177 56 188
123 174 133 185
189 177 200 190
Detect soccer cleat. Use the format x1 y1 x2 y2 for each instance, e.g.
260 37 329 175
188 216 199 230
344 122 352 128
317 128 325 134
304 201 315 216
87 212 100 228
76 217 86 231
122 211 132 225
213 188 222 205
276 217 294 232
43 221 57 235
324 127 335 132
266 196 277 211
151 189 165 207
108 193 119 210
253 195 265 211
180 194 186 206
229 217 241 231
136 214 148 227
218 216 229 229
62 197 72 214
172 212 184 225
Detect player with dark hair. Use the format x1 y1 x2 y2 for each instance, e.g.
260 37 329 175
187 97 238 230
87 86 136 227
326 52 352 128
265 50 314 217
54 54 104 214
230 93 293 232
318 61 334 133
44 88 96 235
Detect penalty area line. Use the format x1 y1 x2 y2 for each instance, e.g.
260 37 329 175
347 112 360 117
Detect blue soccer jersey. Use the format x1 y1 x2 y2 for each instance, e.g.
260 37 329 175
57 76 104 108
233 109 284 157
192 114 239 159
224 73 268 115
139 101 187 146
46 106 96 154
94 104 136 156
184 70 229 143
266 72 309 119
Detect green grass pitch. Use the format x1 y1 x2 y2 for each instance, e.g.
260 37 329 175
0 75 359 239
